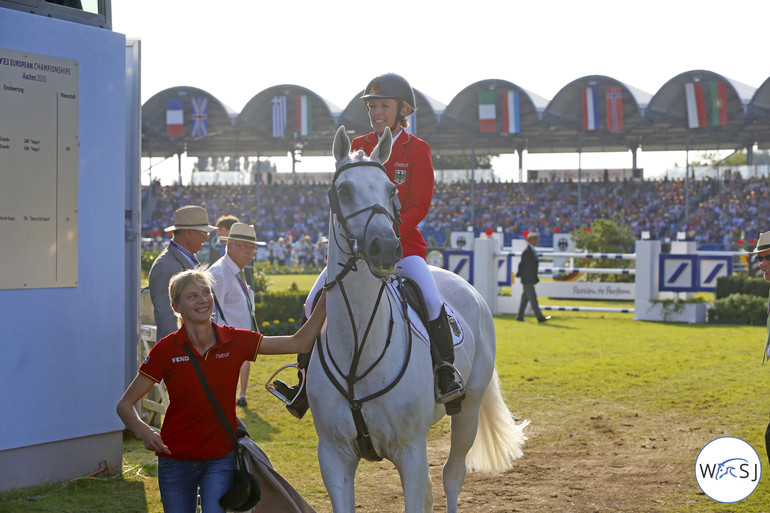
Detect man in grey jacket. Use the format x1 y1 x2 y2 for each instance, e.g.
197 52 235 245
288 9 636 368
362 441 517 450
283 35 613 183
148 205 217 341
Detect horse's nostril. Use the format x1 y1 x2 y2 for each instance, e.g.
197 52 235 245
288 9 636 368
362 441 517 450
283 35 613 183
368 238 382 257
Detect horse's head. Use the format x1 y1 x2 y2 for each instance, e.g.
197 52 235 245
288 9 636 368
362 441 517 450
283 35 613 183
329 125 402 278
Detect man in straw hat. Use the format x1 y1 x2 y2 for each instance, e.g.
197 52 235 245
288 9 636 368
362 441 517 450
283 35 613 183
149 205 217 341
746 231 770 465
516 231 551 323
209 223 266 407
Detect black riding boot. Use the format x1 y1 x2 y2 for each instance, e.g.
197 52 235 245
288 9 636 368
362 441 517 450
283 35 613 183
429 305 465 415
271 313 311 419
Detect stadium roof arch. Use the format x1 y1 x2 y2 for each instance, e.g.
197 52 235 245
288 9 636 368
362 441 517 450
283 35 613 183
140 71 770 162
141 86 240 158
236 84 342 157
541 75 652 153
436 79 548 156
643 70 755 151
746 76 770 149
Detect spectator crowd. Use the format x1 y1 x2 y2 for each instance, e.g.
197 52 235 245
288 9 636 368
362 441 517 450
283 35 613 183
142 173 768 257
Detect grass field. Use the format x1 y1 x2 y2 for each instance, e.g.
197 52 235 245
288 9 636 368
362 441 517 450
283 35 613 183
3 278 769 512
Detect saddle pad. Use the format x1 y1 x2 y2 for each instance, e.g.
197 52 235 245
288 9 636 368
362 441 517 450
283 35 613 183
385 281 465 349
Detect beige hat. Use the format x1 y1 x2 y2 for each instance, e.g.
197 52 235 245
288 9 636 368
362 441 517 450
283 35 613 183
746 231 770 254
164 205 217 233
220 223 266 246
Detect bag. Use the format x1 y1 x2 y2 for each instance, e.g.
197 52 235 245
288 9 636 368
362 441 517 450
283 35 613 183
183 343 261 511
219 447 260 511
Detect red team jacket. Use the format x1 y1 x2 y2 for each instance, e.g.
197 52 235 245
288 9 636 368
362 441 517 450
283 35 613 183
351 130 434 259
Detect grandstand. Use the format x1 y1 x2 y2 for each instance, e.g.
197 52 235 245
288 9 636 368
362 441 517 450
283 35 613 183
142 169 768 252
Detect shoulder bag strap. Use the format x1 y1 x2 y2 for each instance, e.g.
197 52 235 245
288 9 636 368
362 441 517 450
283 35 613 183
213 293 228 325
183 342 238 451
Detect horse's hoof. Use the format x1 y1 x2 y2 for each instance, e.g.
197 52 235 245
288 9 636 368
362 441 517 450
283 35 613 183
445 398 463 416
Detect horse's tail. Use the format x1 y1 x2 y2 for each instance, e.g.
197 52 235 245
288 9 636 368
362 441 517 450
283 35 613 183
465 367 530 474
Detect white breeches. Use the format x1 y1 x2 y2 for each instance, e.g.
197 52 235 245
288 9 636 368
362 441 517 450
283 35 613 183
303 255 442 321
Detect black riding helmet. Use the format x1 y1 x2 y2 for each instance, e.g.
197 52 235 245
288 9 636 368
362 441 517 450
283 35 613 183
361 73 417 117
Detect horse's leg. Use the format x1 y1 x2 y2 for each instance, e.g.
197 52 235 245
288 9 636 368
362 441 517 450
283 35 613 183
318 440 358 513
443 402 482 513
392 442 431 513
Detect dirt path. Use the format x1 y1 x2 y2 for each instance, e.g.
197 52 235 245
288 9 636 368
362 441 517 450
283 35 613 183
318 406 712 512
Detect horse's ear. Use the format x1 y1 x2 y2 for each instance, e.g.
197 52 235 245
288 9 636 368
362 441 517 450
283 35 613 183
372 127 392 164
333 125 351 163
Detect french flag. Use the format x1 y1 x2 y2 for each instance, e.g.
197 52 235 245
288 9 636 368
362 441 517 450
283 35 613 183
503 90 520 134
166 98 183 137
582 87 599 131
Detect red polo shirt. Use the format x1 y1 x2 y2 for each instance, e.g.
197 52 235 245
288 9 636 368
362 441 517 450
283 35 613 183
139 323 262 460
351 130 434 259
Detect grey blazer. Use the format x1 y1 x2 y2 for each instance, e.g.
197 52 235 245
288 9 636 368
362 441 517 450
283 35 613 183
148 243 195 341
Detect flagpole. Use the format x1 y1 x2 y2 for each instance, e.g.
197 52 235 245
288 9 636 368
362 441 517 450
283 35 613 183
577 131 583 226
685 130 690 234
471 135 476 230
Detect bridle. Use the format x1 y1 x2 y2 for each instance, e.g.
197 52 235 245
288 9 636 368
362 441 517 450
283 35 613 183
317 158 412 462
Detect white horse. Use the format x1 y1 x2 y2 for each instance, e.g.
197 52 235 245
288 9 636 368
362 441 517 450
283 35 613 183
306 125 528 513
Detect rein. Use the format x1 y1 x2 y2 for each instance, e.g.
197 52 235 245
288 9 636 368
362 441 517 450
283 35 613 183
319 159 412 462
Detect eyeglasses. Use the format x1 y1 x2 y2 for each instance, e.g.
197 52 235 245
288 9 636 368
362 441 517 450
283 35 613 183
755 255 770 262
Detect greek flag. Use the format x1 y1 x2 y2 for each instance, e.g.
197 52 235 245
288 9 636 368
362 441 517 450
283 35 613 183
272 95 287 138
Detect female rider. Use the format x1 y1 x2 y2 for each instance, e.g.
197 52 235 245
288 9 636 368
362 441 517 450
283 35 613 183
274 73 464 418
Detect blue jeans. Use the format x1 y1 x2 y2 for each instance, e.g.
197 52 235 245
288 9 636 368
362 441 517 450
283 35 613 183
157 452 235 513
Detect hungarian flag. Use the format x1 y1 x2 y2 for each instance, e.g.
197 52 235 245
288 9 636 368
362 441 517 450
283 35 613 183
272 95 287 138
166 97 183 137
685 82 707 128
478 91 497 132
502 90 520 134
582 87 599 130
191 97 208 138
296 95 312 136
711 82 727 126
605 87 623 132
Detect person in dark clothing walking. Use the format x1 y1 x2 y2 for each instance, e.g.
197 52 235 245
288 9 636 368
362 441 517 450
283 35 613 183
516 232 550 323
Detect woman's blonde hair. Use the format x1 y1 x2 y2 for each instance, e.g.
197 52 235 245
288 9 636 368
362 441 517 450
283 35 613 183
168 266 215 328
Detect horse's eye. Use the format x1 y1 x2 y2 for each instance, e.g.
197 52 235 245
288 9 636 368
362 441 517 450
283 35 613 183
337 183 353 202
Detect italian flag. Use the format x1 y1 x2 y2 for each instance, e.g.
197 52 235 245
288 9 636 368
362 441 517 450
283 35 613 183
296 95 312 136
478 91 497 133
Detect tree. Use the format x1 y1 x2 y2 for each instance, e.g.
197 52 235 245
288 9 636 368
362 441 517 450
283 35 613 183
571 218 634 282
432 154 494 170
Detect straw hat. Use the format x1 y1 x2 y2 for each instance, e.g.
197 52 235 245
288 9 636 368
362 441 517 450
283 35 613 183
164 205 217 233
746 231 770 254
220 223 266 246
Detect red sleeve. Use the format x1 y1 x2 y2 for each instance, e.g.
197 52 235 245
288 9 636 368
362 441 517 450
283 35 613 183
138 335 171 383
398 139 434 231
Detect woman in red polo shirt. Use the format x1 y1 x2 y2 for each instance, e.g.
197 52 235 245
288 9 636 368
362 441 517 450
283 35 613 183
117 268 325 513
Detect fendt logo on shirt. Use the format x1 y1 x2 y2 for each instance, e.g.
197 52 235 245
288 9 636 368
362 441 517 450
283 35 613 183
171 356 190 363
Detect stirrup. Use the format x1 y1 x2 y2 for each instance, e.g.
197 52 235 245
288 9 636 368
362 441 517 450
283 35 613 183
265 363 306 406
433 361 465 404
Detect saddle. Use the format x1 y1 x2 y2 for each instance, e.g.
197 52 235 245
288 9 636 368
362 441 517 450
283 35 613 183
395 277 462 342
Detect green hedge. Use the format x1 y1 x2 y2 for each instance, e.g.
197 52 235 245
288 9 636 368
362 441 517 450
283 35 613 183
715 273 770 299
708 293 768 325
255 289 307 325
